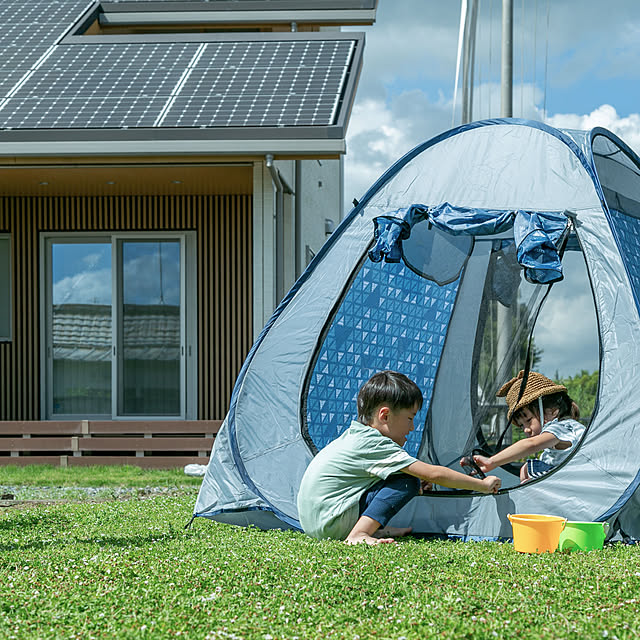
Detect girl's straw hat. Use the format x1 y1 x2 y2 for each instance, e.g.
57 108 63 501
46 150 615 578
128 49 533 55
497 370 567 421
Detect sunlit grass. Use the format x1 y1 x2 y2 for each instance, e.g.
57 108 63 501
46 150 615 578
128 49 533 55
0 464 202 488
1 467 639 639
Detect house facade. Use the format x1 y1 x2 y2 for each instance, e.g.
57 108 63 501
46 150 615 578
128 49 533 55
0 1 376 431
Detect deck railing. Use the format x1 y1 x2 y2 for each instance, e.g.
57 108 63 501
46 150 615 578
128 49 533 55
0 420 221 468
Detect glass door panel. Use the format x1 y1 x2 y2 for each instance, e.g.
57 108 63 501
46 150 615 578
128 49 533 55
50 242 112 416
120 240 182 416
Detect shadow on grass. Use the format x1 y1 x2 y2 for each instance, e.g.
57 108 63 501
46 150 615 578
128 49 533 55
0 515 183 553
0 511 71 532
75 528 183 548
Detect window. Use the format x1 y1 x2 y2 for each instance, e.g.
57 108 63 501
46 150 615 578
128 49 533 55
42 233 196 419
0 234 11 341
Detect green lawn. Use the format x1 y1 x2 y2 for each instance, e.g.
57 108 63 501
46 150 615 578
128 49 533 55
1 467 639 639
0 465 202 489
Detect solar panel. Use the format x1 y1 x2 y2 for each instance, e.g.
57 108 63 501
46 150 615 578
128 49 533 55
0 95 170 128
159 40 356 127
0 0 360 131
0 1 87 24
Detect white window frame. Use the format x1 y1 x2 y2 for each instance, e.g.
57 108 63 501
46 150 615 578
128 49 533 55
40 231 197 420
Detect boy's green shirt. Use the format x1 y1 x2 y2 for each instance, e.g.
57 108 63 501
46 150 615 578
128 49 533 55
296 420 417 540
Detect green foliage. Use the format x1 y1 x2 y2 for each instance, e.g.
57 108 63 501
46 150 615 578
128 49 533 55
0 473 638 639
555 369 599 421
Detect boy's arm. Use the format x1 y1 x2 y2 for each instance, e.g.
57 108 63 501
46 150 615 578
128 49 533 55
402 460 501 494
473 432 560 473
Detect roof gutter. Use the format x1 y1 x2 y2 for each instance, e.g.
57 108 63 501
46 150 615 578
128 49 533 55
0 138 346 159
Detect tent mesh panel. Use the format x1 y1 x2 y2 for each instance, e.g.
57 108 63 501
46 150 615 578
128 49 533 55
305 258 461 456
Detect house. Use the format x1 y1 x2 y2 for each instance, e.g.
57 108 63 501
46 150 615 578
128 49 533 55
0 0 376 462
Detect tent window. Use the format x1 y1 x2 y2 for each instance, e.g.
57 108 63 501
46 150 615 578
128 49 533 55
466 240 598 487
401 222 473 285
593 133 640 220
0 234 11 341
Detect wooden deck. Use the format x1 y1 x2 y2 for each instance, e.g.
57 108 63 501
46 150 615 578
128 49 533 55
0 420 221 468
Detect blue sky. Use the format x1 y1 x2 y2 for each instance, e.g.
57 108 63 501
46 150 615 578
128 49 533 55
342 0 640 379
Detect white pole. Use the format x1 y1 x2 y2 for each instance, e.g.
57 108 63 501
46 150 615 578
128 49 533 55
452 0 468 126
501 0 513 117
498 0 514 444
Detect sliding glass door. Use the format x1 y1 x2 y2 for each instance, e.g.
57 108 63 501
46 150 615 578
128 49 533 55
119 239 182 416
43 234 195 419
49 240 112 416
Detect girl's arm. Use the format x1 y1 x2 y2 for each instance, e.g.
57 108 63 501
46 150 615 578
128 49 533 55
473 432 560 473
402 460 501 494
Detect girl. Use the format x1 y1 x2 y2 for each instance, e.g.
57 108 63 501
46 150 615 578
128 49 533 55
470 370 585 483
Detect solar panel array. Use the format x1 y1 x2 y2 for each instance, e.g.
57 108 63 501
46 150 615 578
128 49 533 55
0 0 357 130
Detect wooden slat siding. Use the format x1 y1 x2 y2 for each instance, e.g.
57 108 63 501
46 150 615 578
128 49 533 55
0 420 221 435
0 456 63 467
0 194 252 421
0 200 9 419
0 420 217 466
76 437 214 452
1 437 75 452
88 420 221 435
0 421 83 435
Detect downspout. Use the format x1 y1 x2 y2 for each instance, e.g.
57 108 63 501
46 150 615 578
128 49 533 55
295 159 302 278
265 154 284 304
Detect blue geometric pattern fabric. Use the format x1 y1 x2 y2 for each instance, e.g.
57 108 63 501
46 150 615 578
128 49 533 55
305 258 461 457
608 209 640 318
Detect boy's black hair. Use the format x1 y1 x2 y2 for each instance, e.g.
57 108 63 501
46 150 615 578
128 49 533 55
357 370 423 424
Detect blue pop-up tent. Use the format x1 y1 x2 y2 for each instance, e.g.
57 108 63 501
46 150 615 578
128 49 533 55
194 119 640 540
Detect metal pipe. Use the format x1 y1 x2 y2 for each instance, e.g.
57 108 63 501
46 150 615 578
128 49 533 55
294 159 302 278
265 154 285 304
501 0 513 118
462 0 478 123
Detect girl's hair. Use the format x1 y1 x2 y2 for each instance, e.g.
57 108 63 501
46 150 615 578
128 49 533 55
357 370 423 424
517 391 580 421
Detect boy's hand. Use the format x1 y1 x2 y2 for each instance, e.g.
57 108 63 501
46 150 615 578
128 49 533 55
480 475 501 494
419 480 433 494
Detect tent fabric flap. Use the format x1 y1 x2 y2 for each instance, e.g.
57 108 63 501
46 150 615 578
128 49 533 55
369 203 569 284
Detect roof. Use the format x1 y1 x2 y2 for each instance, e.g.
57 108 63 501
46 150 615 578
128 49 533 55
0 0 371 158
53 303 180 361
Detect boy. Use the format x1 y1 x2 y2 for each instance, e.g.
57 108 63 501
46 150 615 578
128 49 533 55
297 370 501 544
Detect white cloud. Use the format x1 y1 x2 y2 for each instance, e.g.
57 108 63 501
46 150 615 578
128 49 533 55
54 268 112 306
546 105 640 154
53 251 181 307
344 91 452 211
123 252 180 306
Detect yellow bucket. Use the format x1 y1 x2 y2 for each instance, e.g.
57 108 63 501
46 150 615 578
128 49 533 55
508 514 567 553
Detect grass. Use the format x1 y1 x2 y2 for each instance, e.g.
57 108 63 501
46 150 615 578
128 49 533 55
0 465 202 489
1 465 202 501
1 467 639 639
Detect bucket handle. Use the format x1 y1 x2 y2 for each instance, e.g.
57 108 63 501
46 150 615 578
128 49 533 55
507 514 567 529
603 522 610 536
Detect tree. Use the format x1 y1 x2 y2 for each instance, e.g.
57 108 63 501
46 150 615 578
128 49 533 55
555 369 599 424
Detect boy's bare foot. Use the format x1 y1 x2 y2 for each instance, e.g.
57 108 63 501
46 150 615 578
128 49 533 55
345 532 396 545
375 525 412 538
